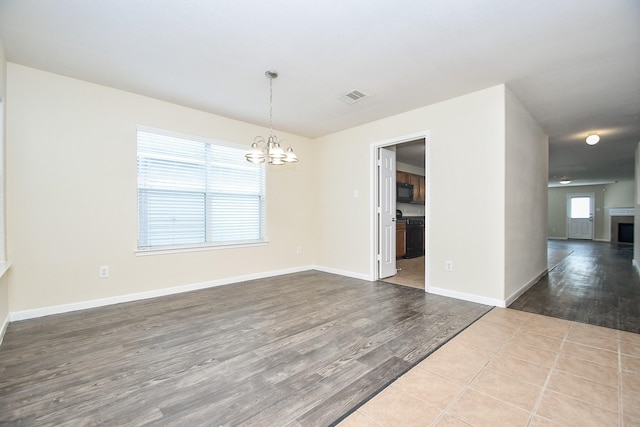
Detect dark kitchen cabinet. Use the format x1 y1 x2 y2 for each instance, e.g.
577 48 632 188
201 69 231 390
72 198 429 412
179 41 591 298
396 222 406 259
410 174 425 204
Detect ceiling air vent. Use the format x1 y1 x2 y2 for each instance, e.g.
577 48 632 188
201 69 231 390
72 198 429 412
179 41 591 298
339 90 368 105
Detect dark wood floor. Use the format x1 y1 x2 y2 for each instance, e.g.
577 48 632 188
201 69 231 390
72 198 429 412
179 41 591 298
510 240 640 334
0 271 490 426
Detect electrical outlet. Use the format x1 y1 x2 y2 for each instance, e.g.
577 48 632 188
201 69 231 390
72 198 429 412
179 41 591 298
296 246 303 255
445 261 453 272
99 266 109 278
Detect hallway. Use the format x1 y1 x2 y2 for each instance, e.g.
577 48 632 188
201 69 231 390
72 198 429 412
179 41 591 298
509 240 640 333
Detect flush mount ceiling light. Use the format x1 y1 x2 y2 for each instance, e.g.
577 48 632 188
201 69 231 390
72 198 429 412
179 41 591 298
586 134 600 145
245 71 298 165
559 177 572 184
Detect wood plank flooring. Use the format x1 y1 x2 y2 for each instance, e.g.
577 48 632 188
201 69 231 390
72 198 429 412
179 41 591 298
0 271 491 426
510 240 640 334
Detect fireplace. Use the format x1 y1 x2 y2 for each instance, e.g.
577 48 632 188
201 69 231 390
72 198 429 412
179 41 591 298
619 223 634 243
610 214 634 243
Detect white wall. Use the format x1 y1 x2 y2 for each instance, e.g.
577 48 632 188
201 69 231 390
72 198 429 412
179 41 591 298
504 88 548 301
6 64 315 313
396 161 425 177
313 85 509 304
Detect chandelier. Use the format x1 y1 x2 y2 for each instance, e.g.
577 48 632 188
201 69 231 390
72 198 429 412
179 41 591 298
245 71 298 165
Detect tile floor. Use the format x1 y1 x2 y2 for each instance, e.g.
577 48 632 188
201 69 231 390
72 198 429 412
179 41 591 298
382 256 425 289
338 308 640 427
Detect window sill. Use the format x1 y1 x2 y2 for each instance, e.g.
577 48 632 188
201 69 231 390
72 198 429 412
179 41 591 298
135 241 268 256
0 261 11 279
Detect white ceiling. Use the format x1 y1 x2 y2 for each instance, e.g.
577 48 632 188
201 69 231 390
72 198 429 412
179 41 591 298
1 0 639 185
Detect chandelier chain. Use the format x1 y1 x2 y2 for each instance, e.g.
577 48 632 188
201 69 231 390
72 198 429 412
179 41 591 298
269 76 273 138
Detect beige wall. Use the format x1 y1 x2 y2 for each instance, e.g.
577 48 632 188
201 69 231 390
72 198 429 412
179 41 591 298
0 40 8 333
6 63 315 312
605 180 635 207
504 88 549 300
5 66 549 314
603 180 635 240
548 181 634 241
313 85 510 303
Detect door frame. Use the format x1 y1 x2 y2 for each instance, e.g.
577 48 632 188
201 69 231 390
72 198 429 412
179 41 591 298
566 192 595 240
370 130 430 290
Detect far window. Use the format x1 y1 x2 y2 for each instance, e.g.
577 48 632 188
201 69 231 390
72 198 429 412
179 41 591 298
570 196 591 219
137 127 265 250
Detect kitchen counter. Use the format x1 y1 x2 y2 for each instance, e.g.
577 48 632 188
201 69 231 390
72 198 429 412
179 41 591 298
396 216 425 223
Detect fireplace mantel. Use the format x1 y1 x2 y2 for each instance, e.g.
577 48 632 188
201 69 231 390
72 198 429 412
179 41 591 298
610 207 635 216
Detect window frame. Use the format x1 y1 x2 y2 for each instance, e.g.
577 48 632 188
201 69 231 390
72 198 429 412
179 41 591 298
135 125 267 255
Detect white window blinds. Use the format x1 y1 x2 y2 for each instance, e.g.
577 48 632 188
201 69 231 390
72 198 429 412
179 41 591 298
137 128 265 250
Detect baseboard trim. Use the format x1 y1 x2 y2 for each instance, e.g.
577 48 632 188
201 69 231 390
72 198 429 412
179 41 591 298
548 236 567 240
10 265 314 322
504 268 548 307
633 259 640 277
311 265 373 281
427 286 505 308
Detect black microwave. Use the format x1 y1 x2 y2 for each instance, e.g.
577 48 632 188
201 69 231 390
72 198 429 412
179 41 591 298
397 182 414 203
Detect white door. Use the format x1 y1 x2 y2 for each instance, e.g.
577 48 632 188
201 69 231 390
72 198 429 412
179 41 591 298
567 194 594 239
378 147 396 278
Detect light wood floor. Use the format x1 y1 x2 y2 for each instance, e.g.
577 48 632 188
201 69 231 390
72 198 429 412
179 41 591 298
0 271 490 426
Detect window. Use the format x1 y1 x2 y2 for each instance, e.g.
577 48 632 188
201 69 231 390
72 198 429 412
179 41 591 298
569 196 591 219
137 127 265 251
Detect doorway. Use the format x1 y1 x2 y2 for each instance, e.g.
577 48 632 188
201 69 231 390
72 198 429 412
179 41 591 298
567 193 594 240
371 132 429 290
